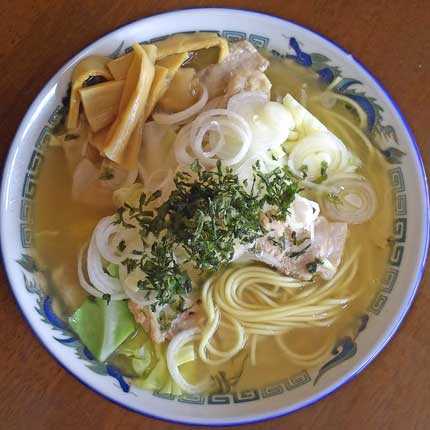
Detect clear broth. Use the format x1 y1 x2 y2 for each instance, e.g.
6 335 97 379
33 55 393 392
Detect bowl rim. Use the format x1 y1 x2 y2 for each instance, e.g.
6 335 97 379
1 6 429 427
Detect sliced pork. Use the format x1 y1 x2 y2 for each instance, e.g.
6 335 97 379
199 40 270 99
251 216 348 281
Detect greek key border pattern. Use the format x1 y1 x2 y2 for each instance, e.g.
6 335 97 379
369 168 407 315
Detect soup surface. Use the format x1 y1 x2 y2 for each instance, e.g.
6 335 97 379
33 36 393 394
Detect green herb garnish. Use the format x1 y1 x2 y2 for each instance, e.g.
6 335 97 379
299 164 308 179
134 239 192 308
150 161 266 270
117 240 126 253
122 257 138 274
314 160 329 184
64 134 79 141
99 166 115 180
254 162 301 221
114 207 134 229
116 160 300 307
306 258 323 273
327 192 341 205
289 243 311 259
102 293 111 305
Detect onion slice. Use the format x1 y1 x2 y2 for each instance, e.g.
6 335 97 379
228 91 293 149
153 84 208 125
173 108 252 168
322 173 377 224
122 270 158 306
94 216 138 264
87 229 125 295
288 132 349 181
167 328 211 394
78 244 126 300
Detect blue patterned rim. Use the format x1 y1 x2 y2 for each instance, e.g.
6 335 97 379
1 7 429 427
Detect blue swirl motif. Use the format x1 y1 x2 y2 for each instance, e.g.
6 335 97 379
286 37 313 67
108 41 125 59
16 254 130 393
314 314 369 385
273 37 405 164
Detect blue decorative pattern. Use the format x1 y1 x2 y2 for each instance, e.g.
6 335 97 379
272 37 405 164
286 37 312 67
208 393 232 404
390 167 406 192
17 254 130 393
261 384 284 398
315 314 369 384
314 337 357 385
232 390 260 403
22 173 37 200
178 394 205 404
393 218 407 242
369 293 388 315
394 194 407 216
20 224 33 248
153 391 175 400
108 41 125 59
19 124 55 249
20 198 33 223
367 167 407 316
222 30 247 42
14 29 407 403
48 106 64 128
43 296 69 330
249 34 269 48
285 371 311 390
382 268 398 294
389 244 404 267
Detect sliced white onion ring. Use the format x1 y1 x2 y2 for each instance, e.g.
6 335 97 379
227 90 269 114
153 84 208 125
229 92 293 149
78 245 126 300
94 216 138 264
167 328 212 394
122 270 158 306
173 123 194 166
288 132 350 181
87 230 124 295
322 173 377 224
173 108 252 168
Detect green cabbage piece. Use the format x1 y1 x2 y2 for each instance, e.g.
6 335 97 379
283 93 328 140
113 328 155 376
69 298 136 362
131 341 196 394
134 344 170 391
105 263 119 278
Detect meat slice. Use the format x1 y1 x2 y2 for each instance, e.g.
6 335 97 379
128 301 166 343
250 217 348 281
72 158 137 210
128 299 202 343
226 69 271 97
166 302 202 339
313 217 348 279
199 40 269 99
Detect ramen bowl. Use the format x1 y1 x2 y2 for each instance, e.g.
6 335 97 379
1 8 428 426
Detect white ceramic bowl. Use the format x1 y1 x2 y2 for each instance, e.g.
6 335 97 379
1 8 428 426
